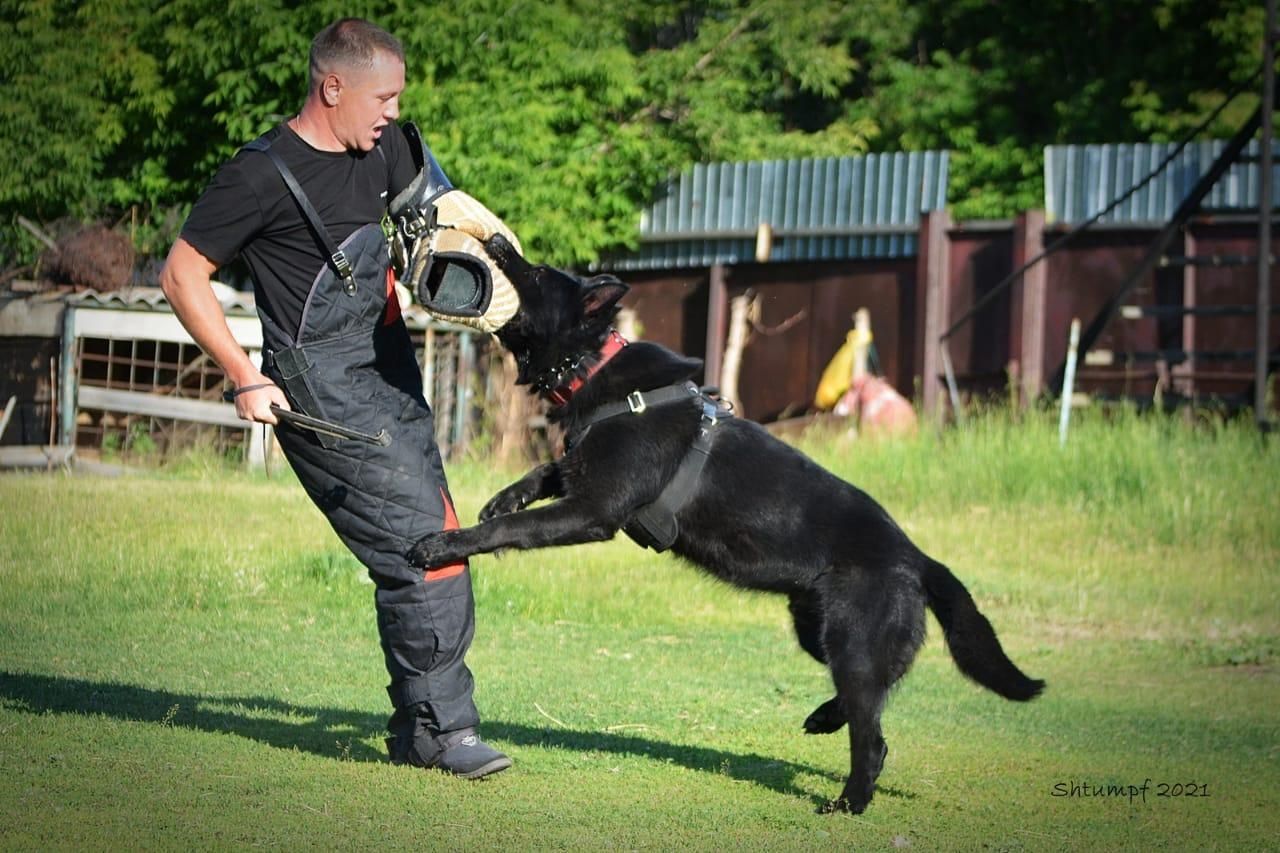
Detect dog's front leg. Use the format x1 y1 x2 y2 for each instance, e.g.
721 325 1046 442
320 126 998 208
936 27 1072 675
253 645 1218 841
479 462 563 521
408 498 617 568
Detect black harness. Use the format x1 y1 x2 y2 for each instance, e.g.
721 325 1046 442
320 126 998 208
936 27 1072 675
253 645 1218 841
568 381 731 552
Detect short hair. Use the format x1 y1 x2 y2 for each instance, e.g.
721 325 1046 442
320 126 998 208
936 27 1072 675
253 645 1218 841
309 18 404 91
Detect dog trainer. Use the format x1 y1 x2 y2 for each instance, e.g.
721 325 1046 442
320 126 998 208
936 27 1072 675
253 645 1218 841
160 17 511 778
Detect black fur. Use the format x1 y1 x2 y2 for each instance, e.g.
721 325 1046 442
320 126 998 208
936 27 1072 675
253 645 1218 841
409 234 1045 814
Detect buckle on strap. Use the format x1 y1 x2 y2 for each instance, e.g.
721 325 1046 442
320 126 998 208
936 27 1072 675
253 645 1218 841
397 202 437 243
626 390 647 414
332 250 357 295
332 249 352 276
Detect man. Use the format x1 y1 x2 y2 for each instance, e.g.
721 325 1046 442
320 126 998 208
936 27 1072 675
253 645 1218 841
160 18 510 779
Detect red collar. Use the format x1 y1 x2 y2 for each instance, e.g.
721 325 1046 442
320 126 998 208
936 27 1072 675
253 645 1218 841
545 330 629 407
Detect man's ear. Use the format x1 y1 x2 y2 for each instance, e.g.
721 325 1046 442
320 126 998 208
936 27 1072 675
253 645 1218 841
582 275 629 317
321 72 342 107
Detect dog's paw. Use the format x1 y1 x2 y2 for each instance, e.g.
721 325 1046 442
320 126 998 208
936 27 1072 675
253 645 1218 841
479 490 528 521
820 776 876 815
407 532 449 569
817 795 868 815
803 697 846 735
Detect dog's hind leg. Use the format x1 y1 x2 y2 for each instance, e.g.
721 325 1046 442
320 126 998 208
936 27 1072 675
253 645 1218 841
789 592 846 735
820 573 924 814
820 630 888 813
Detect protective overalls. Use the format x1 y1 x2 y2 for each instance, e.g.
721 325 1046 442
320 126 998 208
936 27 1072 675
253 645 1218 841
246 136 476 765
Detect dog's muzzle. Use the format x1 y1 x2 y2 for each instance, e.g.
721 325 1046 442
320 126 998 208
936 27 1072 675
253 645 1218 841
388 123 522 334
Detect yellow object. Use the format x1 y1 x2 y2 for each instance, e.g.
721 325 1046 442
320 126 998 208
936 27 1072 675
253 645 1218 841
815 331 854 410
814 328 873 410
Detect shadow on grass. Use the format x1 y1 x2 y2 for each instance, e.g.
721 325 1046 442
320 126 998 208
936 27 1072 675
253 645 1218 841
0 670 861 807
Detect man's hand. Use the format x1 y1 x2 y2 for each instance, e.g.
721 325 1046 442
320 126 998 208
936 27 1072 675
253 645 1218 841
230 379 291 426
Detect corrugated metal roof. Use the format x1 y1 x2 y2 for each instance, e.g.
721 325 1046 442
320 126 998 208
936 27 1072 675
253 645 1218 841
1044 138 1278 226
63 286 462 332
66 285 260 315
601 150 949 271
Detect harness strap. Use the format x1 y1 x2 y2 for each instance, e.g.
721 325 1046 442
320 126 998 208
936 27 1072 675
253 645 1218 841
243 136 358 295
568 381 730 552
623 408 719 552
571 381 703 440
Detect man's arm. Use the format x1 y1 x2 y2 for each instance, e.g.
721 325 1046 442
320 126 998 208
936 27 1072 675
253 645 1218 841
159 238 289 424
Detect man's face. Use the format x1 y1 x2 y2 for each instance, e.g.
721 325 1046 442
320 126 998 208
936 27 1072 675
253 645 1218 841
332 50 404 152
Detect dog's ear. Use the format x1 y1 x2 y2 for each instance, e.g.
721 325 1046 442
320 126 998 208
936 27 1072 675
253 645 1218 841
582 274 629 318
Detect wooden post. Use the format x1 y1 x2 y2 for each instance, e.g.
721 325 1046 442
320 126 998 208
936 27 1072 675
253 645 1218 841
704 264 728 386
1015 210 1048 404
720 292 755 416
451 330 474 457
1258 0 1276 427
422 326 435 407
916 209 952 418
1176 228 1198 401
57 303 77 447
1059 318 1081 447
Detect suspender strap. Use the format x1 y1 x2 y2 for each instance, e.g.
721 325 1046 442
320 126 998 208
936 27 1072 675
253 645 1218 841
243 136 358 295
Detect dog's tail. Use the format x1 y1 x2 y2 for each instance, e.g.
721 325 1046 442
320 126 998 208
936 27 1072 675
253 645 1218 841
922 558 1045 701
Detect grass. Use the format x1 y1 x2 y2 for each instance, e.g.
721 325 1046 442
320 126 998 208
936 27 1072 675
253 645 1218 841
0 406 1277 850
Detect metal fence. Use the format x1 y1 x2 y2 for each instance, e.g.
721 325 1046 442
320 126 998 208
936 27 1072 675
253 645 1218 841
606 150 949 270
1044 138 1279 226
57 292 492 465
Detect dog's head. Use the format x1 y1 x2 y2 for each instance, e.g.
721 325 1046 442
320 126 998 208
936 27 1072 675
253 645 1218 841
483 233 629 390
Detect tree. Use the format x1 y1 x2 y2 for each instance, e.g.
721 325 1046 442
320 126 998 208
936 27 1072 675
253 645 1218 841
0 0 169 257
0 0 1267 269
392 0 895 266
856 0 1267 218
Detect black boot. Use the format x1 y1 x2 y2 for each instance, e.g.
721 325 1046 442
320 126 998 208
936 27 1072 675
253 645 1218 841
430 728 512 780
386 706 510 780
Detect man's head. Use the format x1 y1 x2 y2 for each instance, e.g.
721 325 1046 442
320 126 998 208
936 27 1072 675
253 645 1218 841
308 18 404 152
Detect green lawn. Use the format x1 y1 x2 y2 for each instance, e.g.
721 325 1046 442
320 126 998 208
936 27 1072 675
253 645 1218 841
1 410 1276 850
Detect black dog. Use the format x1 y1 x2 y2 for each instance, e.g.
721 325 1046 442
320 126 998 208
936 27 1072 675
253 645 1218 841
410 234 1044 814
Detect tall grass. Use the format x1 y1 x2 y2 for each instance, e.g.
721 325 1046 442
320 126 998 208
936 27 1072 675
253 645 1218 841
801 405 1275 546
800 406 1278 642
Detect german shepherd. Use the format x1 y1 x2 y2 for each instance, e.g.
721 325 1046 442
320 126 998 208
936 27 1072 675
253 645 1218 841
409 234 1044 813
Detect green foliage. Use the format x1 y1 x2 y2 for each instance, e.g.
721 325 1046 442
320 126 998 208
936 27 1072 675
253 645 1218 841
0 0 161 221
392 0 885 265
865 0 1267 218
0 0 1267 267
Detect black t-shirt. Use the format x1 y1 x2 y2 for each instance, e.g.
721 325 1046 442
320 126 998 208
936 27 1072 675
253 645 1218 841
181 122 418 337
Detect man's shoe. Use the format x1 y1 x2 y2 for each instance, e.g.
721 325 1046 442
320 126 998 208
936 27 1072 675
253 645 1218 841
432 729 512 780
